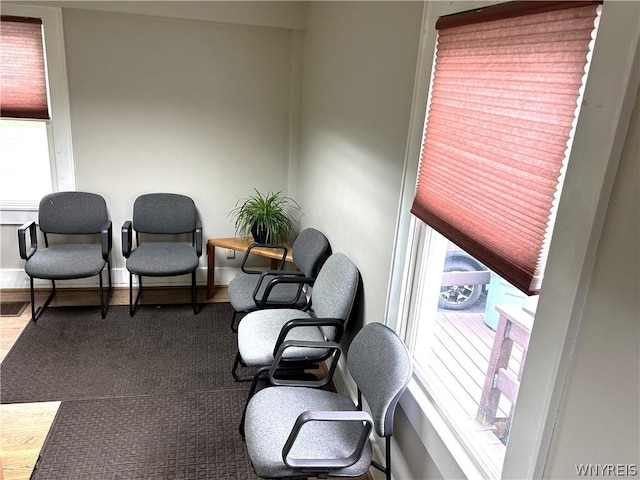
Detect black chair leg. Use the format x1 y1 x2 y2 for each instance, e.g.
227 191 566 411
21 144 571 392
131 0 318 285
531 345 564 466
230 311 238 332
100 261 113 319
239 366 270 437
130 273 142 317
371 437 392 480
191 270 198 314
232 350 247 381
30 278 56 322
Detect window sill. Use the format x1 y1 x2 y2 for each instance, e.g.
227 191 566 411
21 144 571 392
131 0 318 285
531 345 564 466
399 377 488 480
0 203 39 225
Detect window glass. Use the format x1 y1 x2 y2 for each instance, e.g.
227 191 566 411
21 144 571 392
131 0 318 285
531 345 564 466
0 119 52 204
408 227 538 477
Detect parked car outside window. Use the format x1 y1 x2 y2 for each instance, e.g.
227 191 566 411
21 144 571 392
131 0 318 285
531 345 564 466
439 249 489 311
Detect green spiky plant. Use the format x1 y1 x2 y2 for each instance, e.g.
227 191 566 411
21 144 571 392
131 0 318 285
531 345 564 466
230 189 301 244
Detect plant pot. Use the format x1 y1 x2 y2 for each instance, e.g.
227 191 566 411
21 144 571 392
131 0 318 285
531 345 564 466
251 223 270 244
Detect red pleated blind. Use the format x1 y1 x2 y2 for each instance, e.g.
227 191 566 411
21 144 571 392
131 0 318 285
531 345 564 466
1 15 50 120
411 1 601 294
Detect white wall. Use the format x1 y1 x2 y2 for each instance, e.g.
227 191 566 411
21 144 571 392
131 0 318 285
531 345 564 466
543 87 640 479
296 2 440 477
40 1 308 30
0 3 302 286
297 1 423 329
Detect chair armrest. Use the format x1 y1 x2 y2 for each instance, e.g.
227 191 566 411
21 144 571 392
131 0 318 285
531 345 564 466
240 242 288 275
101 221 112 260
252 271 313 309
274 317 345 356
269 338 342 388
195 221 203 257
282 410 373 471
121 221 132 258
18 221 38 260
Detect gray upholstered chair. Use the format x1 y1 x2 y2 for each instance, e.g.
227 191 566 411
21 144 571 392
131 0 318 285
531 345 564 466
228 227 330 331
18 191 113 321
243 322 412 480
232 252 359 382
122 193 202 316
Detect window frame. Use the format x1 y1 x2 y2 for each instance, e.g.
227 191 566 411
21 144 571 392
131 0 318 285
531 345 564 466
386 1 640 478
0 3 74 225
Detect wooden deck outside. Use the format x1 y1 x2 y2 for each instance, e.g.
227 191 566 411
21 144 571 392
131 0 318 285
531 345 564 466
433 310 524 419
423 310 527 475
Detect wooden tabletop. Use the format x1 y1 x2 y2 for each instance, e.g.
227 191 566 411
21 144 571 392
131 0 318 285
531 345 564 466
207 237 293 262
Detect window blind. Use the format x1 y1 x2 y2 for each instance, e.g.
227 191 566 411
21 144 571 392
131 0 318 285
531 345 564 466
1 15 50 120
411 1 601 295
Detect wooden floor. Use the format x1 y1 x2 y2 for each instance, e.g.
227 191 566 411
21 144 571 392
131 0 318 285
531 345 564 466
0 287 371 480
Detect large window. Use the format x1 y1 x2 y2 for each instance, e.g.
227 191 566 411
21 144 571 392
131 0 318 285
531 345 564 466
387 1 637 479
407 3 601 474
0 4 74 224
405 225 539 477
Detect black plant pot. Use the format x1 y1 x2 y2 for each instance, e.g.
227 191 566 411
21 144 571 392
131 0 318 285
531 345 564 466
251 223 270 244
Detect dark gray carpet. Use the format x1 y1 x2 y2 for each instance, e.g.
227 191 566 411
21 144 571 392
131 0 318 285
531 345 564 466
31 389 258 480
0 303 246 403
1 303 264 479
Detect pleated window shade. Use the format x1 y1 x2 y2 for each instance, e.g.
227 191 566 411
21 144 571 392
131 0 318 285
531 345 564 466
1 16 49 119
411 1 601 295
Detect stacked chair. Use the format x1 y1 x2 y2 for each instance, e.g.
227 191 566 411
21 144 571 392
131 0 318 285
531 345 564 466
122 193 202 316
227 227 330 332
18 191 113 321
243 322 412 480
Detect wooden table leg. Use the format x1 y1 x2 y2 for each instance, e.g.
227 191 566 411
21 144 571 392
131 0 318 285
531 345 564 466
207 243 216 299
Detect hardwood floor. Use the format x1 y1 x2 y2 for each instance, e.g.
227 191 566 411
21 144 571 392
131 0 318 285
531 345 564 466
0 287 372 480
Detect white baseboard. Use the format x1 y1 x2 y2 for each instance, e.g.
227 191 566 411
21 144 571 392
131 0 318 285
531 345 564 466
0 266 243 289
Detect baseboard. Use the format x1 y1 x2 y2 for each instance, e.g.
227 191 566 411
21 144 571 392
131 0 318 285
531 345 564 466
0 266 242 289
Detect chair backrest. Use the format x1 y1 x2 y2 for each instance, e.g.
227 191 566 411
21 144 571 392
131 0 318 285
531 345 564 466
132 193 197 234
348 322 412 438
310 253 359 339
38 191 108 234
291 228 330 278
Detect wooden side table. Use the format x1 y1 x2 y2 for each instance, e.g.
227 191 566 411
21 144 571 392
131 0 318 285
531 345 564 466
206 237 293 298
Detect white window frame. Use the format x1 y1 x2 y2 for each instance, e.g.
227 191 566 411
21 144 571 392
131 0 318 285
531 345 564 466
0 3 74 225
386 2 640 478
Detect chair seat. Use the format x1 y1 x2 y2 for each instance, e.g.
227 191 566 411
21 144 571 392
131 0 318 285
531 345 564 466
245 386 372 479
126 243 198 276
228 274 308 312
237 309 327 366
25 244 106 280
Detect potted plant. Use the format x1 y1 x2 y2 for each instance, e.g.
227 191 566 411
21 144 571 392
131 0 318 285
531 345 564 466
230 189 302 244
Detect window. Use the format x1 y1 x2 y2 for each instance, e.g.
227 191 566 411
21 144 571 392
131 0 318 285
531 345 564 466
386 1 638 479
405 4 601 474
405 226 539 477
0 4 74 224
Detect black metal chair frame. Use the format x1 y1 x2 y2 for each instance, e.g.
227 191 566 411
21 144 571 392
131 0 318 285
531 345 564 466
229 228 330 332
18 219 113 322
240 336 397 480
122 223 202 317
